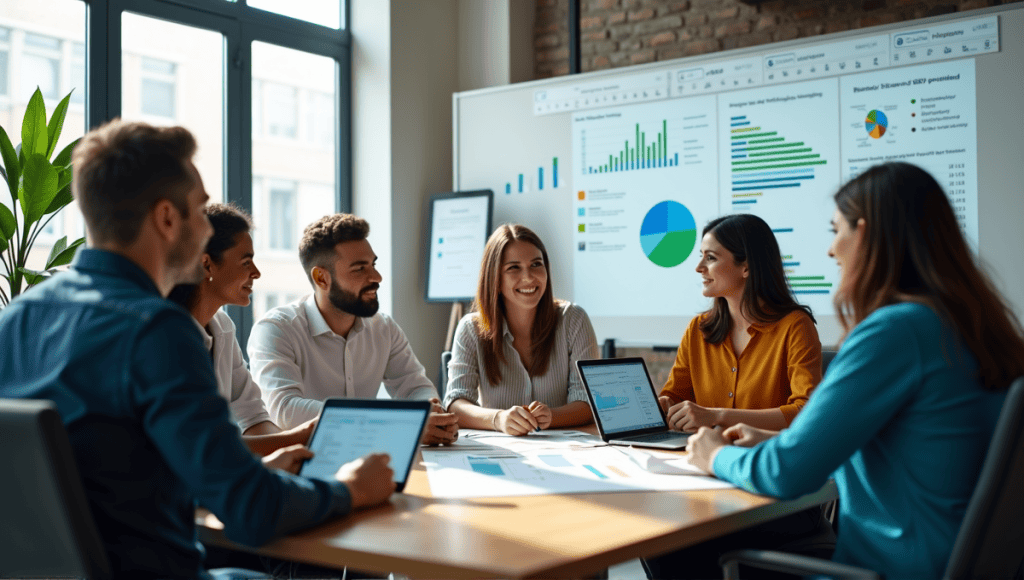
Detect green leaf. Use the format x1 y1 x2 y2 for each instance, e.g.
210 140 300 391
45 237 83 269
0 234 7 253
45 236 68 268
0 203 15 241
17 267 47 286
45 182 73 215
53 138 79 170
0 126 20 200
45 91 73 159
19 154 59 226
21 89 49 158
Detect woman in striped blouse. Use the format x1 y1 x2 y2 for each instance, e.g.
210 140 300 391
443 224 599 436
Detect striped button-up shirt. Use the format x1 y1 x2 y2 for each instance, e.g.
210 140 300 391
443 302 599 410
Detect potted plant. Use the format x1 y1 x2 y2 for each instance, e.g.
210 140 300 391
0 88 84 307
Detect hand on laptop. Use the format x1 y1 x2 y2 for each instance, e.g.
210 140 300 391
723 424 778 448
494 406 540 436
527 401 552 430
421 398 459 446
666 400 721 433
262 444 314 474
336 453 395 509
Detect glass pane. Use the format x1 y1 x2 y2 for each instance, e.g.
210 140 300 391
248 0 342 30
122 12 225 201
70 42 84 104
22 54 60 100
0 0 87 282
0 52 8 96
251 41 337 320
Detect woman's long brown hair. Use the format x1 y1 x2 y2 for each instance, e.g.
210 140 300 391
699 214 814 344
473 224 560 385
834 162 1024 390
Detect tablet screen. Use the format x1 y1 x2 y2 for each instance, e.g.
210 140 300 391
299 404 427 487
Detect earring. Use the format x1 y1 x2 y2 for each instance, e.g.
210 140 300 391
207 276 213 282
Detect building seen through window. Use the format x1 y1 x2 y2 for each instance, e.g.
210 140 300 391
2 1 343 320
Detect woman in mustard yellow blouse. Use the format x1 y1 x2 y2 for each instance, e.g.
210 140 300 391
644 214 830 580
659 213 822 433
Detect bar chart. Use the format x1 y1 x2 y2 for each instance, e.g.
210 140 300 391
728 115 828 208
581 120 680 174
504 157 560 194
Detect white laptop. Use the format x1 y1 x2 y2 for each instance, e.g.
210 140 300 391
576 358 691 450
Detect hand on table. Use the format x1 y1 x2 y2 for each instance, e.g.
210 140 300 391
666 401 721 433
685 426 729 474
723 423 778 448
336 453 395 509
422 398 459 446
286 417 318 445
262 444 313 474
527 401 552 430
495 405 540 436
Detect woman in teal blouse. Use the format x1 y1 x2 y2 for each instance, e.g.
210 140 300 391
689 162 1024 578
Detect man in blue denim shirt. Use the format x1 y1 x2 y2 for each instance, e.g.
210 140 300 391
0 120 395 579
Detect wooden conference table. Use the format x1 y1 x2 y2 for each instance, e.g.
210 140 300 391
197 426 836 579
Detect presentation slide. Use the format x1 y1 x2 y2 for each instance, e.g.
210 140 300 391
839 59 978 246
581 362 664 434
300 407 423 483
717 78 843 314
426 194 490 301
572 97 718 317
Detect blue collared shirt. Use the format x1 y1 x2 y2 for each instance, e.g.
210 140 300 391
0 249 351 579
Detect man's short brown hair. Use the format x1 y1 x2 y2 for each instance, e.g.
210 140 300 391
299 214 370 286
72 119 197 245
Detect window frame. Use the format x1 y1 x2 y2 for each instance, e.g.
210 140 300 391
84 0 351 350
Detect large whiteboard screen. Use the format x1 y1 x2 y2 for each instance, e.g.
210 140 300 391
455 7 1024 347
426 191 492 302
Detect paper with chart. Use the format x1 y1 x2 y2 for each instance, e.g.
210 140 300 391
420 432 734 498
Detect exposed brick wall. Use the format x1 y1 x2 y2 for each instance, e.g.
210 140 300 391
535 0 1018 78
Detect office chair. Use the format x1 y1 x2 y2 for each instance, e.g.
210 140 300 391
0 399 111 579
821 349 838 376
720 375 1024 580
438 350 453 399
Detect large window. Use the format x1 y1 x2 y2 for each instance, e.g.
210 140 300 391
0 0 87 284
3 0 349 346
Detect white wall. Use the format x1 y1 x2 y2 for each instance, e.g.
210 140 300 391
352 0 531 387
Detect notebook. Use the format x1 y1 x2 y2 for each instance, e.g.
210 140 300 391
299 398 432 492
576 358 691 450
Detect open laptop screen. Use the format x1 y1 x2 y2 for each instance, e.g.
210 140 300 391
578 360 666 435
299 399 430 491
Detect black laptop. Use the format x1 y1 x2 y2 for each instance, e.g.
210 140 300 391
576 358 690 450
299 398 432 491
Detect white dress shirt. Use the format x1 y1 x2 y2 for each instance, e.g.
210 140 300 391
442 302 598 411
248 295 438 428
193 309 273 432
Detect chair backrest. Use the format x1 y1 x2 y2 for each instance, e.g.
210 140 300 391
821 349 838 377
0 399 111 579
438 350 453 399
944 376 1024 580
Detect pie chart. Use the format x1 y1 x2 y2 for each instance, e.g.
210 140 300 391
865 109 888 139
640 201 697 268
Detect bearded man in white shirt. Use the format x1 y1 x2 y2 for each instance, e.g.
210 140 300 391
248 213 458 445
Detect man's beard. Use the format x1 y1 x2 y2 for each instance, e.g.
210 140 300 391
328 278 380 317
168 217 206 285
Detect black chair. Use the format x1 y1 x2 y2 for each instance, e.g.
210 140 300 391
0 398 111 579
720 375 1024 580
438 350 453 399
821 349 838 376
